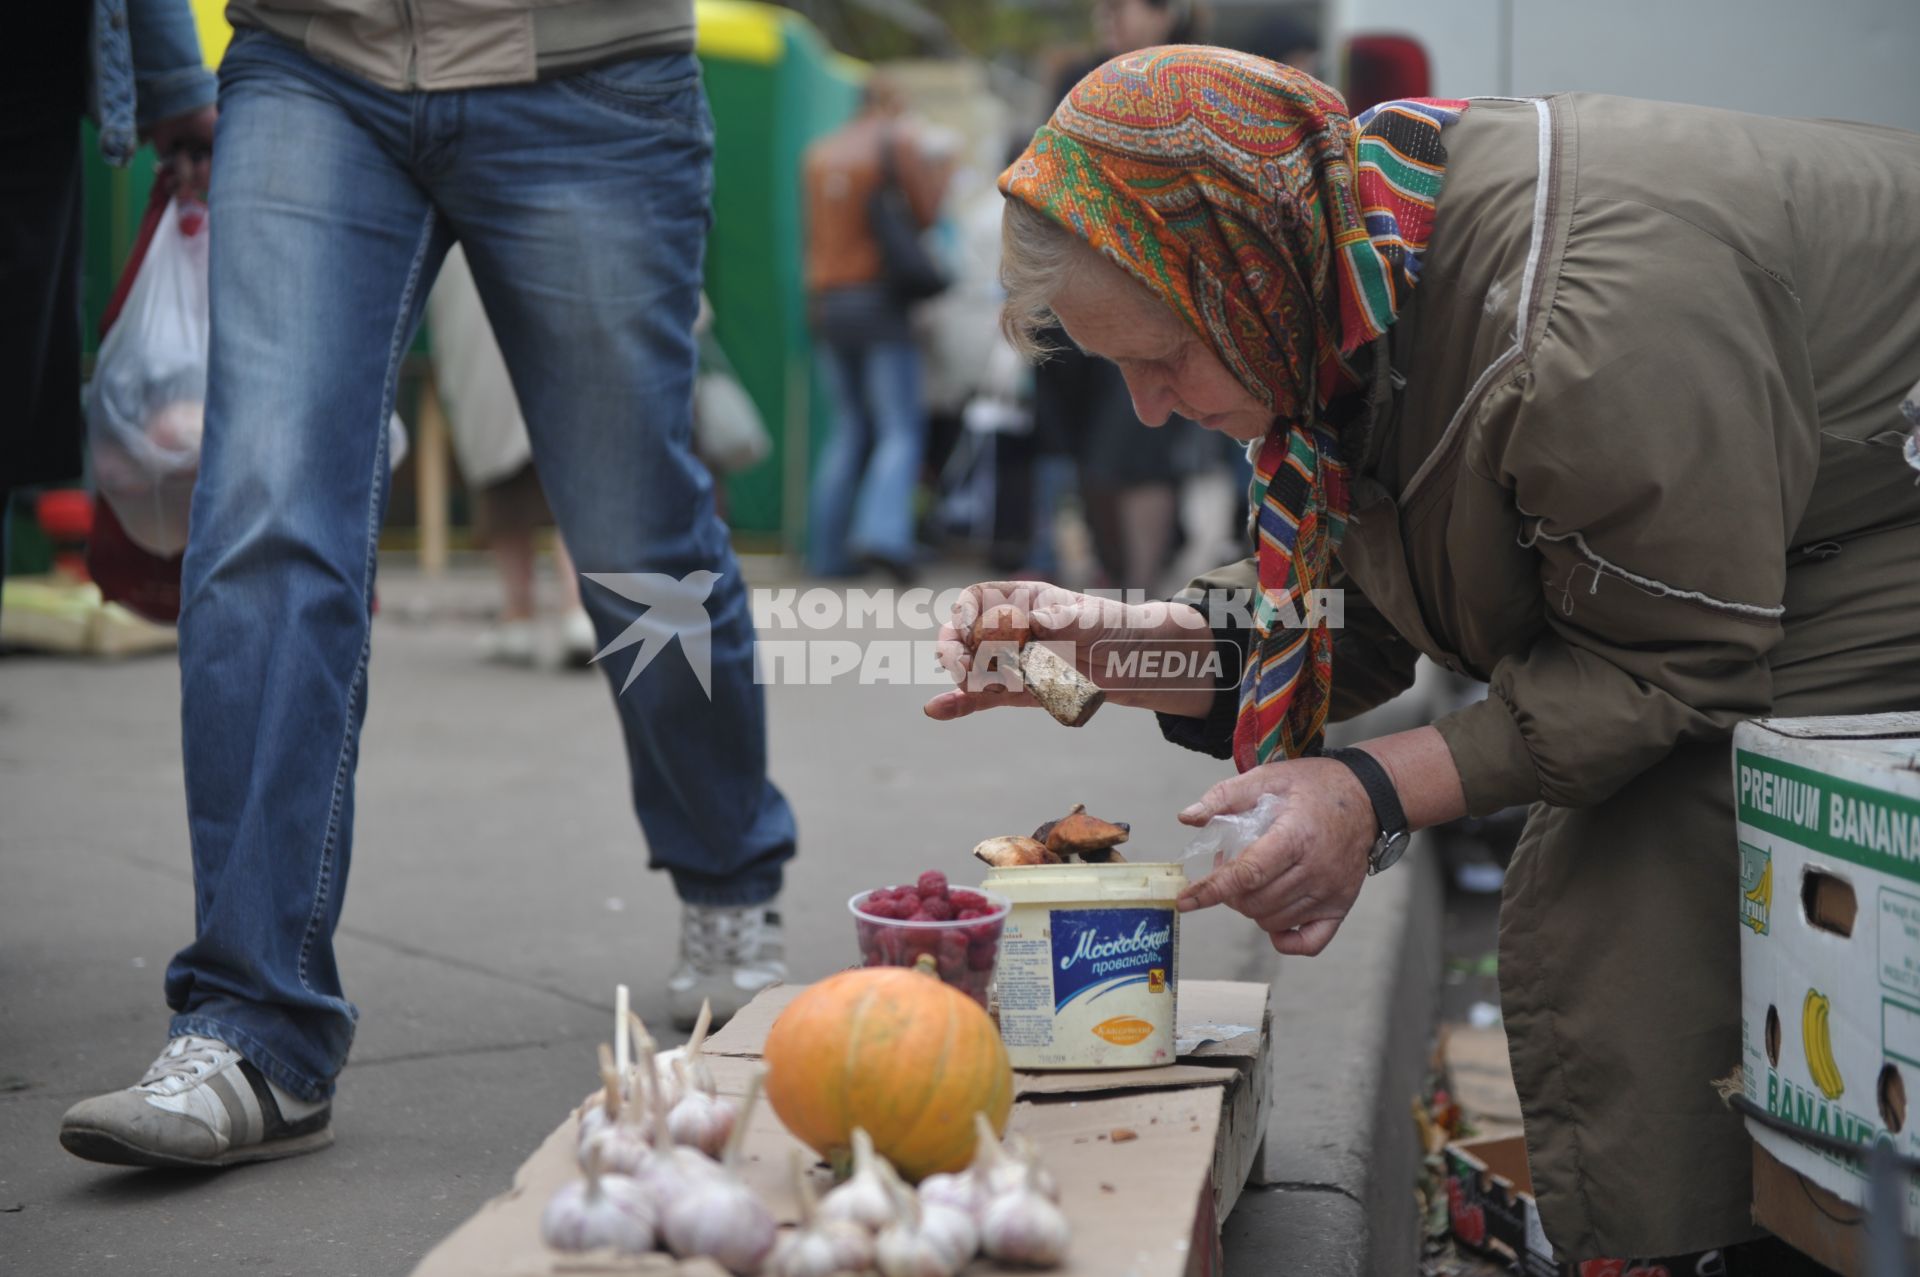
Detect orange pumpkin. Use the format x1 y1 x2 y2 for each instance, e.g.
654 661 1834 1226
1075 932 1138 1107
763 963 1014 1181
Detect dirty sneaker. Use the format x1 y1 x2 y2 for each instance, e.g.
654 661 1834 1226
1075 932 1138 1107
59 1035 333 1169
668 902 786 1030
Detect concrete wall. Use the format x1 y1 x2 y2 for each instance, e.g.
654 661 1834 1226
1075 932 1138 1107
1331 0 1920 129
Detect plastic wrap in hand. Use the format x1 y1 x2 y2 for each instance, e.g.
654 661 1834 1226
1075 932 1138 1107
1180 793 1285 877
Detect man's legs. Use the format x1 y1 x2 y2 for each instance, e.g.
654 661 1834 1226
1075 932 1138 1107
433 54 795 1018
165 31 446 1101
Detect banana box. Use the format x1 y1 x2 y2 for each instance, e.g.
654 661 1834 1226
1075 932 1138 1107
1734 713 1920 1237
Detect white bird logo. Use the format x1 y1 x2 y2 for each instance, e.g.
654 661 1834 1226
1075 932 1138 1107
581 570 723 698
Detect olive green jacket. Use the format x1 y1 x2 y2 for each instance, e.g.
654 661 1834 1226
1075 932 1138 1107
1171 93 1920 1257
226 0 694 90
1179 92 1920 811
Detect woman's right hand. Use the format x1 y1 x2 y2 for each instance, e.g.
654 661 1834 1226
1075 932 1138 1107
922 580 1221 721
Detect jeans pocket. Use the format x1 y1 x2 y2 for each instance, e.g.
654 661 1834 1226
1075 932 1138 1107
556 51 708 129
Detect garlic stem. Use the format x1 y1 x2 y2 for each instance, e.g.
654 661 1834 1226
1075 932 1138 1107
614 984 630 1080
597 1044 622 1123
722 1069 763 1171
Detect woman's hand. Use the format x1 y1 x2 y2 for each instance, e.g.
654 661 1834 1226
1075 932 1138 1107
1174 728 1469 956
922 580 1220 721
1174 756 1378 956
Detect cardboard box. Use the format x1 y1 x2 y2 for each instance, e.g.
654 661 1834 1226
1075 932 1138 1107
1441 1136 1708 1277
411 980 1271 1277
1734 714 1920 1239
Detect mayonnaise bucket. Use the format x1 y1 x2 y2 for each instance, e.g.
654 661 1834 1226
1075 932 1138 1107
981 861 1186 1070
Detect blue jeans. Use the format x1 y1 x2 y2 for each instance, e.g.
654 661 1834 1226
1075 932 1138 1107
166 31 796 1102
806 337 924 575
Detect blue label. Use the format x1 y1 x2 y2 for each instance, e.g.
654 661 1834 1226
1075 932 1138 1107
1049 907 1175 1012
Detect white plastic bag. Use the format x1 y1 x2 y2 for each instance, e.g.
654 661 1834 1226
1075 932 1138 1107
692 368 771 474
87 196 210 557
1180 792 1286 879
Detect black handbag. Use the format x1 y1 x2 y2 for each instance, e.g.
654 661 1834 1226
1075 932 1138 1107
867 127 948 303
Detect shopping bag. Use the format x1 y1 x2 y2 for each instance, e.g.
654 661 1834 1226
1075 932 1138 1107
87 181 188 623
85 192 209 557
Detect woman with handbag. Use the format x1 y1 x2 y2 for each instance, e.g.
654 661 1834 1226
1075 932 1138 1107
801 74 953 582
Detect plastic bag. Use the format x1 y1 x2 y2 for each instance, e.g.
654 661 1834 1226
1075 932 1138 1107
86 195 209 557
1180 792 1286 879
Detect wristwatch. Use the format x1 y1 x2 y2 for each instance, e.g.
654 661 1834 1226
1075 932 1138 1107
1324 747 1411 875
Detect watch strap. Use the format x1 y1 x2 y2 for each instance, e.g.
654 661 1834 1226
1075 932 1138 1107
1324 747 1408 864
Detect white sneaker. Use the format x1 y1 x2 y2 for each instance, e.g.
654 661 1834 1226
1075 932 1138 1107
668 903 786 1030
476 618 538 666
59 1035 333 1169
561 608 597 669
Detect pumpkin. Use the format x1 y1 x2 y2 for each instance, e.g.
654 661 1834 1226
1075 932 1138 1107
763 960 1014 1182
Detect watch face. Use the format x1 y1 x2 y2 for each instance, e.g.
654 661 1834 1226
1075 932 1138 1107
1372 830 1411 874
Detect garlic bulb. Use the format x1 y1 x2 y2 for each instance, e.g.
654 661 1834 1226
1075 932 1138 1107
916 1167 985 1219
662 1173 778 1274
667 1087 736 1158
817 1128 898 1232
634 1050 724 1213
660 1070 778 1275
541 1146 657 1254
667 1056 738 1157
875 1224 961 1277
971 1114 1059 1202
578 1045 653 1175
770 1149 877 1277
874 1166 976 1277
1007 1136 1060 1202
979 1161 1070 1268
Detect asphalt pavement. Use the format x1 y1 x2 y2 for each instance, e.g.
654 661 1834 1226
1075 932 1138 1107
1 556 1319 1276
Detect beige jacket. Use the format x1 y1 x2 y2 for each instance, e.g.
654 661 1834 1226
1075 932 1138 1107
226 0 694 91
1174 94 1920 1257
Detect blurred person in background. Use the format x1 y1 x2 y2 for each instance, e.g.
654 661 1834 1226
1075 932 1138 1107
425 246 595 668
803 74 953 583
2 1 214 581
1030 0 1200 595
58 0 798 1173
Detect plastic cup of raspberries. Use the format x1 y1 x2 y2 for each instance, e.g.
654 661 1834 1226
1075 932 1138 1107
848 872 1011 1008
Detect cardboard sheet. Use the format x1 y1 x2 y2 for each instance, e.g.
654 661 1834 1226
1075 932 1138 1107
410 980 1271 1277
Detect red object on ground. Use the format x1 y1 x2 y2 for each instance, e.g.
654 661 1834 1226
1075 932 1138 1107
86 177 185 624
35 490 95 578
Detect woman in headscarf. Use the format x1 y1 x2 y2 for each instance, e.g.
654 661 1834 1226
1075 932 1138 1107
928 47 1920 1261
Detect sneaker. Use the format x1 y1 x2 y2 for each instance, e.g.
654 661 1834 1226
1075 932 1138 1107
476 618 538 666
668 902 786 1031
59 1035 333 1169
561 608 597 669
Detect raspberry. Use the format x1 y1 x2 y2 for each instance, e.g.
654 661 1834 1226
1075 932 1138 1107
918 897 955 922
966 922 1001 946
916 871 950 899
955 908 984 921
907 909 934 923
950 890 988 912
968 936 999 971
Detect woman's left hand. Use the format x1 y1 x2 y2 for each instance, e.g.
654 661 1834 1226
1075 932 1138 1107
1175 756 1379 956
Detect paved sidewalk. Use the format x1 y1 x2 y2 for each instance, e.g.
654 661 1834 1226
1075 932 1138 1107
0 558 1434 1276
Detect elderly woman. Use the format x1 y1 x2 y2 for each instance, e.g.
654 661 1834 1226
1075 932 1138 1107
927 47 1920 1262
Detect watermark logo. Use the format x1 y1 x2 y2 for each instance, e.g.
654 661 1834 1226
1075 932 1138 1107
583 571 720 696
576 577 1338 696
